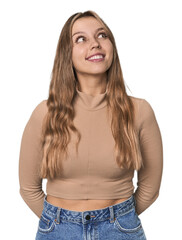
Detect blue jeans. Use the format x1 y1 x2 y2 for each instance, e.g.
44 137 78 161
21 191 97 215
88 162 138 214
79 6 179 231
35 194 147 240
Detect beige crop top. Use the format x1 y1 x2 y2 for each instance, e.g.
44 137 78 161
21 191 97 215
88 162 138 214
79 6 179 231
19 86 163 218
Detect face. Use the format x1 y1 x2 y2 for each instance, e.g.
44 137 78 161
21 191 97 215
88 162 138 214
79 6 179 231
71 17 113 79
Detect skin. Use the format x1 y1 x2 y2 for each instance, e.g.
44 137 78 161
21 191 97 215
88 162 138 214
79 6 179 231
72 16 113 95
47 16 128 211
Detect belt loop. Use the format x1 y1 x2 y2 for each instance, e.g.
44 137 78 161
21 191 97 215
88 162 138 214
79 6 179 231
109 206 115 223
56 207 61 224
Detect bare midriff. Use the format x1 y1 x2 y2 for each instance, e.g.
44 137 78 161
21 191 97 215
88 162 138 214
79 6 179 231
46 195 129 211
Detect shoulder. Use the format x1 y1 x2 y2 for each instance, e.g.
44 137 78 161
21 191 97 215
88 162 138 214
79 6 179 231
129 96 143 110
21 100 48 138
128 96 156 128
129 96 154 114
27 100 48 127
31 100 48 116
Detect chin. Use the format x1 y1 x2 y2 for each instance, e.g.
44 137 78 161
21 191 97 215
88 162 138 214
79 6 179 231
85 66 109 74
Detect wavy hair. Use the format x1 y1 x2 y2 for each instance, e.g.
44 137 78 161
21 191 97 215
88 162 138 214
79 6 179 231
40 10 143 179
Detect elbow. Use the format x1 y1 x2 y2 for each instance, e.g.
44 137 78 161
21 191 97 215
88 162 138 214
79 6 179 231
19 186 44 202
153 189 161 204
134 189 161 215
151 190 160 205
144 190 160 208
19 186 45 218
19 187 30 202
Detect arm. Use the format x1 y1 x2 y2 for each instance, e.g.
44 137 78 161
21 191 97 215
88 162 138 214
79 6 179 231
134 99 163 215
18 100 47 218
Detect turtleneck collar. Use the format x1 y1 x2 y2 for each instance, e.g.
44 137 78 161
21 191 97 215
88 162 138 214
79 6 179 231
74 83 108 111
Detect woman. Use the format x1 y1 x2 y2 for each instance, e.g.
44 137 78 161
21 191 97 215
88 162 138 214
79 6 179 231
19 10 163 240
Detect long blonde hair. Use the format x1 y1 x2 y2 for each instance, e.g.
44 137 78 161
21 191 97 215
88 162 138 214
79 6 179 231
40 10 143 179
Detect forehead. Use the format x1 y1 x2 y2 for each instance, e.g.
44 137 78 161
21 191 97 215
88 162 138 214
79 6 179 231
72 17 104 34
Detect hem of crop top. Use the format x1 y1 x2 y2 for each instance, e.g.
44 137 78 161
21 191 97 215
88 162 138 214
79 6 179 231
45 191 134 200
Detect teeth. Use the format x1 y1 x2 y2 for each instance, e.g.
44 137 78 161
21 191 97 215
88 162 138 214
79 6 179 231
88 55 104 60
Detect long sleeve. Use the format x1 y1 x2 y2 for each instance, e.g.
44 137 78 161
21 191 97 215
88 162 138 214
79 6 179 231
19 100 47 218
134 99 163 215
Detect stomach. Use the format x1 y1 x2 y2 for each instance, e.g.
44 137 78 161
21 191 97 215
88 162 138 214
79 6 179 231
46 194 130 211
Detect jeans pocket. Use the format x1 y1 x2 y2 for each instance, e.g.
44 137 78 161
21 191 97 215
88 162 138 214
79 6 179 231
114 207 142 233
38 212 56 234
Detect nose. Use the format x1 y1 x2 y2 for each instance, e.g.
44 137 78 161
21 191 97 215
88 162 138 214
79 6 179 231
90 38 101 49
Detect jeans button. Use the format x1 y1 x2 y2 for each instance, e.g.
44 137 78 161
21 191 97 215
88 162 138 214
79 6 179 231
85 215 90 220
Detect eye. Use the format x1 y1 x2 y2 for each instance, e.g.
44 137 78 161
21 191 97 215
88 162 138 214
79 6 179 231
75 36 85 43
98 32 108 39
74 32 108 43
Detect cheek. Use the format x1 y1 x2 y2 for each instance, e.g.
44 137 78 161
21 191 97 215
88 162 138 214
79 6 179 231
72 48 77 64
107 44 114 63
103 41 113 56
72 47 85 58
109 43 114 56
72 47 86 67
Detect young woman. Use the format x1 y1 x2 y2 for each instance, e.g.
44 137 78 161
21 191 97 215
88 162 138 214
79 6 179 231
19 10 163 240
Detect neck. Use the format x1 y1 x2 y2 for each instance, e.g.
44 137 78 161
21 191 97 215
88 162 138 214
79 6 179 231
76 73 108 96
74 83 108 111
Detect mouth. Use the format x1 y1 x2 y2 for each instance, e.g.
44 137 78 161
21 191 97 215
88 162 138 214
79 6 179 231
86 54 105 62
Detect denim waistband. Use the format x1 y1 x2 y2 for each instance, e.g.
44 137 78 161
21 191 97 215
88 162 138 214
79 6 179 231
43 194 136 224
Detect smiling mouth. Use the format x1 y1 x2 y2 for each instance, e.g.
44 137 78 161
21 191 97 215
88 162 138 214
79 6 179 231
86 54 105 62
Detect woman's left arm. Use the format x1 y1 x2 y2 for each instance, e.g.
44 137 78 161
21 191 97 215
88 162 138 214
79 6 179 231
134 99 163 215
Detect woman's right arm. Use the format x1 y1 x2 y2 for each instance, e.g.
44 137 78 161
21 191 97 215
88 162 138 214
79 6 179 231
18 100 47 218
134 99 163 215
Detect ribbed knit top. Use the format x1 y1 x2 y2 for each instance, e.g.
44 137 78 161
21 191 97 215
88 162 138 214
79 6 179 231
19 86 163 218
75 84 108 110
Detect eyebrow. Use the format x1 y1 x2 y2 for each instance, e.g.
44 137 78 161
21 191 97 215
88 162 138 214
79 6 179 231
72 27 105 38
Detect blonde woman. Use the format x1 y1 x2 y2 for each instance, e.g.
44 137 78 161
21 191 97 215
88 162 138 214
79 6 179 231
19 10 163 240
